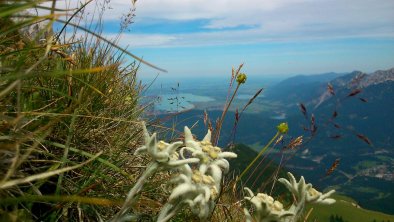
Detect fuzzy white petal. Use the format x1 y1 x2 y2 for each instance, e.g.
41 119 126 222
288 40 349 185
134 146 147 155
169 183 195 202
199 164 208 174
213 159 230 173
167 158 200 167
218 152 237 159
146 133 157 155
208 164 222 185
244 187 254 197
166 141 183 154
202 130 211 142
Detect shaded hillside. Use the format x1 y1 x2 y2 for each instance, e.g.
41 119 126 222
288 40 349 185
307 194 394 222
264 72 345 105
228 144 289 195
265 67 394 214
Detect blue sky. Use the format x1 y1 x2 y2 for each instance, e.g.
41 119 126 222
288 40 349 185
56 0 394 78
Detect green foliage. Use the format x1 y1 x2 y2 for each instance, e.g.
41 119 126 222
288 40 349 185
0 1 146 220
307 194 394 222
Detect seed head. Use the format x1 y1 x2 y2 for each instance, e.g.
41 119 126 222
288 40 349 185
277 122 289 134
237 73 247 84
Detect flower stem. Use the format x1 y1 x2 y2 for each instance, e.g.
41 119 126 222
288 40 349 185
236 131 280 184
214 83 241 145
157 202 183 222
110 161 159 222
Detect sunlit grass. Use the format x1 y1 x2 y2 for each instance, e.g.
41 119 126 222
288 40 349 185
0 1 150 220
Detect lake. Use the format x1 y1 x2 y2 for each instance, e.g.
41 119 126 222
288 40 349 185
154 93 215 112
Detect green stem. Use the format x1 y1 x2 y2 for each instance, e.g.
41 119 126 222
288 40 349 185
236 131 280 184
110 161 159 222
214 83 240 145
157 202 183 222
56 109 78 195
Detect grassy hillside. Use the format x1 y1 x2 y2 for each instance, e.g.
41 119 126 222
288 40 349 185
231 144 394 222
308 194 394 222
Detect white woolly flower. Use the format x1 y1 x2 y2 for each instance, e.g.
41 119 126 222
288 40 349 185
278 172 310 202
278 172 336 205
180 126 237 182
306 187 336 205
243 173 336 222
243 187 294 222
275 172 336 221
134 123 199 167
159 165 218 220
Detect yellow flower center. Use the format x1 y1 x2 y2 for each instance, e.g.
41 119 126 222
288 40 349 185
157 141 168 151
209 151 218 159
210 186 219 199
308 188 320 197
192 170 203 183
272 201 283 211
199 141 222 160
191 171 218 200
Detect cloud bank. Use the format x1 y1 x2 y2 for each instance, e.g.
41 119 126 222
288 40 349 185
50 0 394 47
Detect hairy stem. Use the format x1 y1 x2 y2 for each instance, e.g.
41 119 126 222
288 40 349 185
110 161 159 221
214 83 241 145
157 202 183 222
236 131 280 184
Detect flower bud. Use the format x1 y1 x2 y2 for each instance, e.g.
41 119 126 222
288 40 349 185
277 122 289 134
237 73 247 84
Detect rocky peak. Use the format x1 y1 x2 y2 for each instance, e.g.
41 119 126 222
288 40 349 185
330 68 394 89
359 68 394 88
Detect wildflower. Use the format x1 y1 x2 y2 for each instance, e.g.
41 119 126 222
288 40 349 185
278 172 335 204
158 165 218 220
277 122 289 134
243 187 294 222
306 187 336 204
112 123 200 222
135 123 199 167
278 172 309 201
277 172 336 221
237 73 247 84
180 126 237 182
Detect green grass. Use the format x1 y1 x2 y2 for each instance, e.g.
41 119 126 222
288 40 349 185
352 160 381 171
307 194 394 222
0 1 154 220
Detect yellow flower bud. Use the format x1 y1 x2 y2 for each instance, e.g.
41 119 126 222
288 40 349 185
209 150 218 159
277 122 289 134
236 73 247 84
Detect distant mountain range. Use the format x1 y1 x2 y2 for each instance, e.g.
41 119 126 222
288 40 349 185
155 67 394 215
263 67 394 214
230 144 394 222
266 68 394 111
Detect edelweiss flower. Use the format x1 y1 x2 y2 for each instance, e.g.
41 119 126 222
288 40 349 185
278 172 336 205
180 126 237 182
278 172 309 201
165 165 218 219
306 187 336 204
135 123 199 167
275 172 336 221
243 187 293 222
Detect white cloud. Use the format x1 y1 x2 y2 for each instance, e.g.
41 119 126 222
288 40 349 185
47 0 394 47
111 33 177 47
